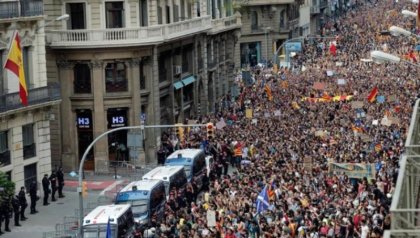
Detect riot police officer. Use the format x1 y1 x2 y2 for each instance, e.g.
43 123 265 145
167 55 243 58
49 171 57 202
42 174 50 206
1 197 11 232
12 195 21 227
18 186 28 220
29 181 38 214
57 167 65 198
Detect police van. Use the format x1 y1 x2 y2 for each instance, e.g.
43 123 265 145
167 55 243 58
83 204 134 238
114 180 165 226
165 149 206 191
142 166 188 199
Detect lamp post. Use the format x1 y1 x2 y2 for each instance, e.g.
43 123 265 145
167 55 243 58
389 26 420 39
36 14 70 32
77 123 207 237
370 50 420 67
264 27 272 65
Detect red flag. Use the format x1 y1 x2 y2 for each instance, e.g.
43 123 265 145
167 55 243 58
367 87 378 103
329 43 337 56
408 50 417 63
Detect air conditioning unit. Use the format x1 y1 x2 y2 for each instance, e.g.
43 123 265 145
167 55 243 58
174 65 182 75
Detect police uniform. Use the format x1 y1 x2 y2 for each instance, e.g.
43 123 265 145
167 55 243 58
49 172 58 201
12 196 21 226
42 174 50 206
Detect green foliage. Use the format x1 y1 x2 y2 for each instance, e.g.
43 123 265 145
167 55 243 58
0 171 15 203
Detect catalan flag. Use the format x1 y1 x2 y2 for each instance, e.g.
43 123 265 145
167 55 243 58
367 87 378 103
4 31 28 106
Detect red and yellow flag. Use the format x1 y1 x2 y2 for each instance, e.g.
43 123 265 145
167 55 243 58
4 31 28 106
367 87 378 103
265 84 273 101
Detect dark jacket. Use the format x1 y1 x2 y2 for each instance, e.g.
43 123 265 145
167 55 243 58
42 176 50 193
57 169 64 184
49 173 57 189
29 182 37 198
18 190 27 207
12 196 20 212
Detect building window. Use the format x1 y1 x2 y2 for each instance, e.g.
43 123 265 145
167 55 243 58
24 163 37 191
251 11 258 30
139 61 146 90
0 131 10 167
106 2 124 28
166 5 170 23
181 0 186 20
139 0 148 26
22 124 36 159
196 0 201 17
22 46 32 89
73 63 91 94
66 3 86 29
105 62 128 92
225 0 232 16
0 50 3 95
157 0 162 24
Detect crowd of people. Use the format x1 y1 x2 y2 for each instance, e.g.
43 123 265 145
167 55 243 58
0 167 65 235
151 0 419 237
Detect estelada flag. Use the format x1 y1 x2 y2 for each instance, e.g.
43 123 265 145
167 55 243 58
329 43 337 56
367 87 378 103
4 31 28 106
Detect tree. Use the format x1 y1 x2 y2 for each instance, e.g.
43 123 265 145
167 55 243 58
0 171 15 204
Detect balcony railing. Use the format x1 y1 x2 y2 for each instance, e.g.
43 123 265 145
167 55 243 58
310 6 320 14
0 83 61 113
319 0 328 8
209 15 241 34
0 0 43 19
46 16 212 49
0 150 11 167
289 19 299 30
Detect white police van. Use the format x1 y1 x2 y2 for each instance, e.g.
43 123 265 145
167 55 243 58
83 204 134 238
142 165 188 199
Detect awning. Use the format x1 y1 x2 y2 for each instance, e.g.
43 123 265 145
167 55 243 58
181 76 196 86
173 81 184 90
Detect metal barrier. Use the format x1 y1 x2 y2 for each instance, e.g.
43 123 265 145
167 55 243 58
386 99 420 237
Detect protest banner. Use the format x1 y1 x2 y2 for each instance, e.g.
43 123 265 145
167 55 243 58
328 163 376 180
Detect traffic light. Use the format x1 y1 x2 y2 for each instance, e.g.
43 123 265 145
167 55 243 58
82 181 88 197
206 123 215 140
175 123 184 142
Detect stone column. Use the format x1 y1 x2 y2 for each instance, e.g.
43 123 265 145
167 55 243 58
145 46 161 164
89 60 108 173
56 60 77 171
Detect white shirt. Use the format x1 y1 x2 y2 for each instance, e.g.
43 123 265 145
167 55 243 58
361 225 370 238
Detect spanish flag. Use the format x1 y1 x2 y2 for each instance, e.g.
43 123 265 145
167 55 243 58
367 87 378 103
4 31 28 106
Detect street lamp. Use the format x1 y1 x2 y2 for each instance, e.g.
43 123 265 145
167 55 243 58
401 10 417 18
370 50 420 67
36 14 70 32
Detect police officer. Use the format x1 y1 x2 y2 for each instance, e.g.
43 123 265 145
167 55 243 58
18 187 27 221
42 174 50 206
12 195 21 227
49 171 57 202
57 167 65 198
1 197 11 232
29 181 38 214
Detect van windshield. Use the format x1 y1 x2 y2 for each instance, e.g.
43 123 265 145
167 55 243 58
117 200 148 217
184 165 192 178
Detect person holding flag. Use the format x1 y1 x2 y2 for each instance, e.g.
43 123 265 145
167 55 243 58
256 185 270 214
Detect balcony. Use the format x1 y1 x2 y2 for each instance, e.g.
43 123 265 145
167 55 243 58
0 83 61 114
310 6 320 14
319 0 328 8
208 15 242 35
238 0 295 5
0 0 43 20
288 18 299 30
46 16 212 49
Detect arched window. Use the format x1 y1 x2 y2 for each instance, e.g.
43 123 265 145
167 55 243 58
105 62 127 92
